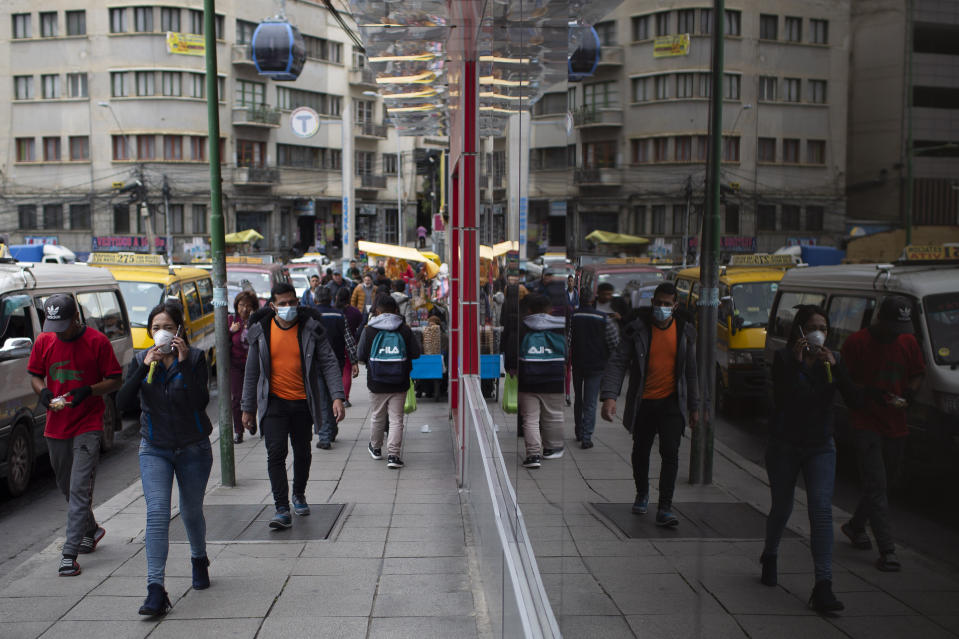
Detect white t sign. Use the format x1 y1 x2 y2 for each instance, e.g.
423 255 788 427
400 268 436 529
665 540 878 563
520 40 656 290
290 106 320 138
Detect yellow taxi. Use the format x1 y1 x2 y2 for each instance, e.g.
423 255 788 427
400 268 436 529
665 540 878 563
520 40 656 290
675 254 793 411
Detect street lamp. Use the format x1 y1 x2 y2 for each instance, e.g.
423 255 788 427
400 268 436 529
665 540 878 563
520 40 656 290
98 101 129 160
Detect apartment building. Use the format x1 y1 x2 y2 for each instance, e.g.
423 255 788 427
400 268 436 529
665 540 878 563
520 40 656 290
2 0 418 258
528 0 851 260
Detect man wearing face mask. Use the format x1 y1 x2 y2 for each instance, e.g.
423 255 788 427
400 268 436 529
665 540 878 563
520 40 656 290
241 283 346 530
599 282 699 527
28 294 123 576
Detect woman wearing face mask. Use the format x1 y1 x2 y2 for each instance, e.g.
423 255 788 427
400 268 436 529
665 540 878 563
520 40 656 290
230 291 258 443
118 301 214 617
761 305 858 613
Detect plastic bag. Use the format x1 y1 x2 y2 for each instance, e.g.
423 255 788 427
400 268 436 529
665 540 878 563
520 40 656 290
404 379 417 414
502 373 518 414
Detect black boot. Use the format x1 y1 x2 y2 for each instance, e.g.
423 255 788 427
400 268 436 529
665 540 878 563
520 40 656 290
192 555 211 590
138 583 172 616
760 553 777 587
809 580 844 613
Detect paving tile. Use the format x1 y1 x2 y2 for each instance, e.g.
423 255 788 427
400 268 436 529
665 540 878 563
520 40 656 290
735 615 848 639
61 596 145 621
215 542 306 558
541 573 620 616
375 572 470 594
0 575 103 598
291 557 382 576
336 526 389 542
258 615 369 638
372 590 474 617
625 613 748 639
269 575 377 617
702 574 815 616
776 571 878 595
0 596 79 622
161 575 286 619
584 554 675 576
150 618 261 639
386 525 464 543
823 590 916 616
38 620 155 639
367 616 478 638
0 622 54 639
90 576 192 599
381 557 469 574
832 615 957 639
301 541 385 558
557 615 635 639
535 556 590 574
607 573 723 616
384 539 466 558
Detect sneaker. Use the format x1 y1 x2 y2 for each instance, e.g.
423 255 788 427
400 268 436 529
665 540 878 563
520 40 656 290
841 522 872 550
877 551 901 572
292 494 311 516
581 440 594 450
58 556 81 577
809 579 844 613
368 442 383 460
656 510 679 527
522 455 542 469
631 494 649 515
565 396 572 406
387 455 405 469
233 433 243 444
542 447 565 460
343 400 352 408
316 441 331 450
78 526 105 554
269 507 292 530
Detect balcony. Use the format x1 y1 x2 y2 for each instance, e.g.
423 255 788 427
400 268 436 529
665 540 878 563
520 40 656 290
597 45 624 66
574 166 623 186
357 174 388 189
354 122 388 139
233 166 279 186
232 105 282 128
573 107 624 128
349 67 377 87
232 44 254 66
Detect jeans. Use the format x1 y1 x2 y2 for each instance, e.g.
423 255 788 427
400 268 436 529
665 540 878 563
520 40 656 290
763 438 836 582
46 431 101 557
631 394 684 510
230 366 245 436
342 356 353 401
139 438 212 586
263 395 313 509
572 369 603 443
849 429 905 554
316 395 338 444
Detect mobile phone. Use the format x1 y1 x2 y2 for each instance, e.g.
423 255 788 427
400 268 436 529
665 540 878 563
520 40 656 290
797 326 808 352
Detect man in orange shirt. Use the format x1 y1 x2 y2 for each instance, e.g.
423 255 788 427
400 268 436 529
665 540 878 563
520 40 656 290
241 283 345 530
600 283 699 527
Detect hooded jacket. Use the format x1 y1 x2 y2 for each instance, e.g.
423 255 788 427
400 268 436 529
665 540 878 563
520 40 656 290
356 313 421 394
390 290 414 325
600 307 699 432
240 305 345 425
504 313 567 394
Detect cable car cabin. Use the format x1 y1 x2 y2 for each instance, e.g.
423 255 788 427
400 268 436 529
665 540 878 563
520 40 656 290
252 20 306 81
568 25 600 81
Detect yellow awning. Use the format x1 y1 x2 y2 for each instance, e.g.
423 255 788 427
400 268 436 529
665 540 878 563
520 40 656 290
357 241 440 278
493 240 519 256
224 229 264 244
585 230 649 245
479 245 494 261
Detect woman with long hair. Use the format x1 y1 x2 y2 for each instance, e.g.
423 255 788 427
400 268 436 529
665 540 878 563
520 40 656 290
118 301 213 617
335 287 362 407
230 290 258 443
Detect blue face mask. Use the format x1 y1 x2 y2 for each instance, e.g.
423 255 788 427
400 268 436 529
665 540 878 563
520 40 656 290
652 305 673 323
275 305 297 321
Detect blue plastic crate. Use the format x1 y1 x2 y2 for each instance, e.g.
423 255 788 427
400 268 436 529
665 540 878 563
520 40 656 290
410 354 444 380
479 354 502 379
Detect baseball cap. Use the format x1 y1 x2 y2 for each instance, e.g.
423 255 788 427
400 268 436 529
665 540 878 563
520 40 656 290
878 295 914 333
43 294 78 332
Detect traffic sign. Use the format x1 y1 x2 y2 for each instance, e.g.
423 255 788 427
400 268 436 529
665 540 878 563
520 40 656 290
290 106 320 138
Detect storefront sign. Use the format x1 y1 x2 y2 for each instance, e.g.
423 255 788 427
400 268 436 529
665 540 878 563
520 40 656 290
23 236 58 245
654 34 690 58
903 245 959 260
687 236 757 253
786 237 818 247
166 32 205 56
549 201 567 217
729 253 795 266
92 236 166 252
89 252 166 265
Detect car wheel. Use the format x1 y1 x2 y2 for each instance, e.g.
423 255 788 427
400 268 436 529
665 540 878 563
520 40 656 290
5 423 34 497
100 394 118 453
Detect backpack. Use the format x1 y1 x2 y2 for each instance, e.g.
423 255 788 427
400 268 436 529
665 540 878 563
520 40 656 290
369 329 408 385
518 329 566 383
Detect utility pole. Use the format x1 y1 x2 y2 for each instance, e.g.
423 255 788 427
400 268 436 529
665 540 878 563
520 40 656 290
683 176 692 268
691 0 724 485
204 0 234 486
397 149 403 246
137 166 157 255
904 0 914 244
162 176 173 264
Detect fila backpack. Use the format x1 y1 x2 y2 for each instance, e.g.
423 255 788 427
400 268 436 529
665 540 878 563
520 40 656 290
518 329 566 383
369 329 408 385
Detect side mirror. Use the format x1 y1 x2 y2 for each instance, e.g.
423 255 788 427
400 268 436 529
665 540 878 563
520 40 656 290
0 336 33 360
719 296 733 319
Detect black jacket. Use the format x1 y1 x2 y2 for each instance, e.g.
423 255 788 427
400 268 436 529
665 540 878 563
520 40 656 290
119 347 212 449
315 303 347 368
570 305 618 373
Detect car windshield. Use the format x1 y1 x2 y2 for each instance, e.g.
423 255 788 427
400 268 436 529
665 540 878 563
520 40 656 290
924 293 959 365
730 282 778 328
597 271 663 294
291 274 309 293
117 281 164 328
227 271 273 298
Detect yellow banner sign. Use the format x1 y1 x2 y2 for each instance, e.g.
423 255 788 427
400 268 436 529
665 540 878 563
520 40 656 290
653 34 690 58
729 254 795 267
225 256 266 264
166 32 205 57
89 252 166 265
903 245 959 261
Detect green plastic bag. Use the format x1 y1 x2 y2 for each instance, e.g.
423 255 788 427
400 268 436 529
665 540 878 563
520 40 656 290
502 373 518 414
404 380 417 414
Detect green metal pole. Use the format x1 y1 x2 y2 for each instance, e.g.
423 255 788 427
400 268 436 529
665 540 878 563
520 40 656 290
205 0 234 486
904 0 914 245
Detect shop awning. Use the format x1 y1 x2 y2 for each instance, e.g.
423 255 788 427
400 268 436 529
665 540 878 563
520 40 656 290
358 241 440 277
585 230 649 245
224 229 264 244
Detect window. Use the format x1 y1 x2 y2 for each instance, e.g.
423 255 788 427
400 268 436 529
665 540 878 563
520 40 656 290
111 72 129 97
632 206 647 234
354 98 374 123
798 207 824 234
196 278 214 314
632 77 651 102
783 138 800 163
277 143 321 168
236 80 265 106
673 205 688 236
162 71 181 96
134 7 153 32
653 137 670 162
112 135 131 160
785 17 802 42
810 19 828 44
725 10 741 36
215 15 224 39
355 151 374 175
676 73 694 98
113 204 130 233
41 74 60 99
700 8 712 35
696 135 708 161
237 139 265 167
783 78 801 102
584 81 618 109
12 13 31 39
698 72 711 97
807 140 826 164
594 21 615 46
69 136 89 160
725 204 740 233
809 80 827 104
160 7 180 32
183 282 201 320
277 87 342 115
303 35 342 62
43 137 61 161
163 135 183 160
66 10 86 35
383 153 398 175
67 73 88 98
722 136 740 162
190 136 206 161
651 205 666 234
677 9 695 34
137 134 156 160
169 204 184 234
758 137 776 162
70 203 91 229
16 138 36 162
534 92 566 115
781 205 800 230
192 204 207 233
14 76 33 100
189 9 203 34
654 75 669 100
827 296 876 350
188 73 204 98
655 12 670 36
675 136 692 161
724 74 740 100
757 204 776 231
19 205 38 229
760 14 778 40
631 139 651 164
770 291 826 339
109 8 127 33
97 291 126 339
759 76 777 101
632 15 650 40
236 19 256 44
136 71 155 96
582 141 617 168
40 12 57 37
44 204 63 229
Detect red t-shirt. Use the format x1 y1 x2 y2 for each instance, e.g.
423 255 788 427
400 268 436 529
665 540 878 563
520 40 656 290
840 328 925 438
27 328 123 439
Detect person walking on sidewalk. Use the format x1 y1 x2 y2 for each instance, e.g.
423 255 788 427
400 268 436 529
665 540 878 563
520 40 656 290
600 283 698 527
839 296 925 572
570 288 619 449
118 302 214 616
28 294 123 577
313 287 358 449
336 287 362 408
301 274 322 308
351 273 375 316
356 295 420 469
505 294 568 469
762 305 859 613
229 291 258 444
241 283 346 530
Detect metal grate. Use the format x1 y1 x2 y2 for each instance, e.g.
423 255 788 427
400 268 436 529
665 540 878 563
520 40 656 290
169 504 346 542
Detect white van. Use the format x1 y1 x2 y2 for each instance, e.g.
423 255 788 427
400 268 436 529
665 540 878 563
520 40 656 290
0 262 134 496
765 257 959 476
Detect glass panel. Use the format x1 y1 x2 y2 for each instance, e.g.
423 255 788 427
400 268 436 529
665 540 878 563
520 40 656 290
827 295 876 350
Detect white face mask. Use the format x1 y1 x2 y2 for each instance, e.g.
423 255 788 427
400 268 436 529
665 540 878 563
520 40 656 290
806 330 826 350
153 329 175 354
275 305 297 322
653 306 674 323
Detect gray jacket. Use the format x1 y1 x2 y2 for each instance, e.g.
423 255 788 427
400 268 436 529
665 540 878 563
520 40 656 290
241 305 345 425
599 308 699 433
